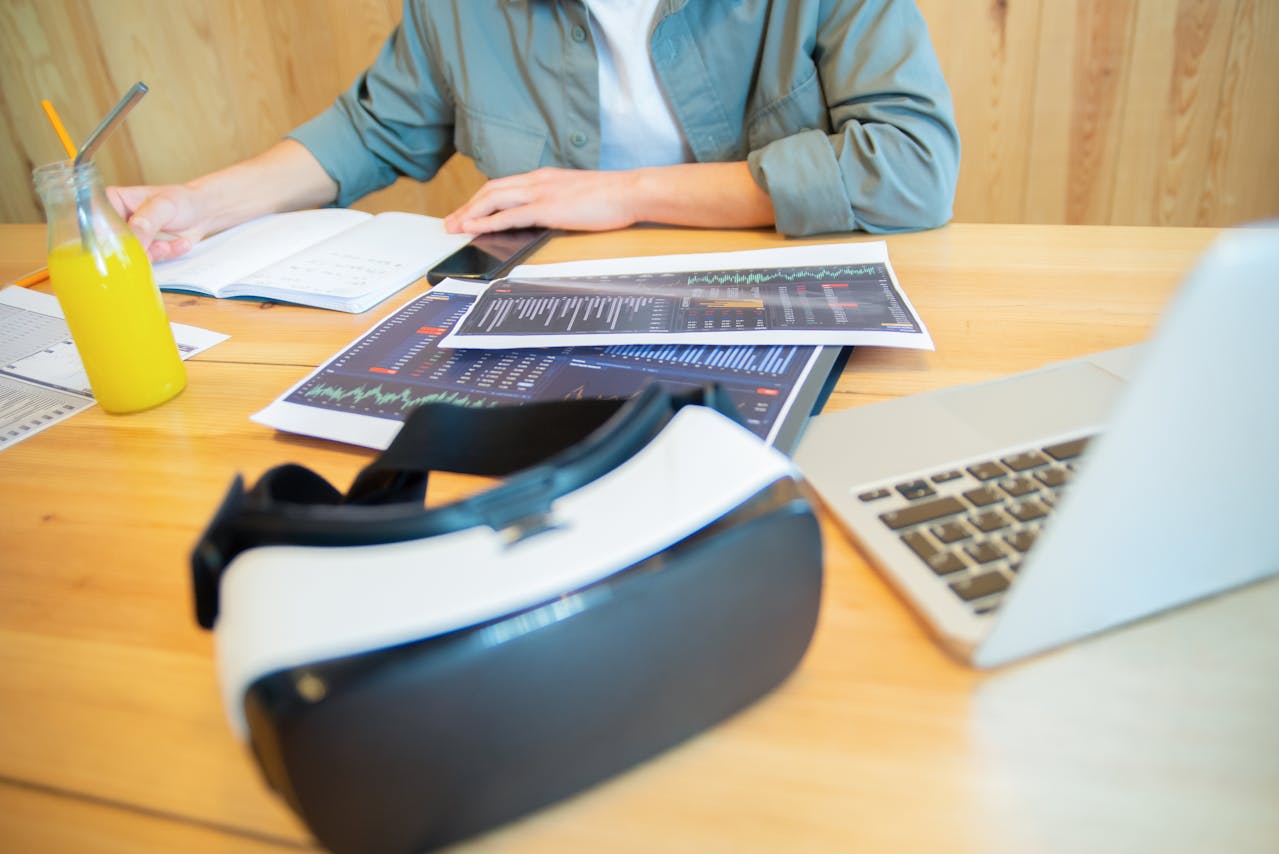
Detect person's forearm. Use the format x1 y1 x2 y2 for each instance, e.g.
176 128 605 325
629 162 775 229
188 139 339 233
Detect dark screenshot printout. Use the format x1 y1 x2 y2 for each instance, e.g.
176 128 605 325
438 246 932 351
262 287 842 452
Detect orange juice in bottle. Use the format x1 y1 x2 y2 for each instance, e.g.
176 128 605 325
34 160 186 414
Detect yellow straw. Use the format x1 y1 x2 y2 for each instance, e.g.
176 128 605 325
40 99 78 158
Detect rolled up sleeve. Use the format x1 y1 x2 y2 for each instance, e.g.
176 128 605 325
288 2 455 207
749 0 960 236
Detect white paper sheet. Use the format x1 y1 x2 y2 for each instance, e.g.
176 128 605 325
0 287 228 450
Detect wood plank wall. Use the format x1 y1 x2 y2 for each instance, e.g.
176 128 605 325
2 0 1276 227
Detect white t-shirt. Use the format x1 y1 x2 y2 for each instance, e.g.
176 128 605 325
584 0 694 169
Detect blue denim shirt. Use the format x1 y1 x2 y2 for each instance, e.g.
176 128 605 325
290 0 960 236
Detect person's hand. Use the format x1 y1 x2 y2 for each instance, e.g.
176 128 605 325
106 184 210 262
444 167 640 235
445 162 775 235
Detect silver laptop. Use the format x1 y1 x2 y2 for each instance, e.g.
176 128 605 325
794 226 1279 667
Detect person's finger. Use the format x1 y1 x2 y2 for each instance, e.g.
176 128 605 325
105 185 156 220
146 235 192 263
126 194 178 250
147 239 174 262
446 169 568 229
448 185 538 231
444 196 486 231
460 205 544 235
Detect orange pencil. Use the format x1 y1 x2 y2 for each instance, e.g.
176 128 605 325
40 99 78 158
29 98 74 289
11 267 51 288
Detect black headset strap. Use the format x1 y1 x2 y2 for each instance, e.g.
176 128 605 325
344 396 626 506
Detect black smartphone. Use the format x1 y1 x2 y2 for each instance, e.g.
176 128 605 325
427 227 553 284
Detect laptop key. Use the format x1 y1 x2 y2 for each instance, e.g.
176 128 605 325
1043 436 1090 461
950 571 1010 602
1004 529 1038 553
931 521 972 543
1034 466 1070 488
1009 501 1048 523
900 531 966 575
967 461 1006 481
1002 450 1050 471
858 488 892 502
964 540 1005 564
963 485 1003 507
879 496 966 530
971 510 1011 533
930 553 968 575
1000 476 1040 498
931 470 963 484
896 479 936 501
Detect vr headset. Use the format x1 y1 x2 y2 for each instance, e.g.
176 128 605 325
193 384 823 854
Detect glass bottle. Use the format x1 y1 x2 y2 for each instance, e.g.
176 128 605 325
33 160 186 414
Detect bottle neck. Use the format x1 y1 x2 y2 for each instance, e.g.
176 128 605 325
34 160 130 259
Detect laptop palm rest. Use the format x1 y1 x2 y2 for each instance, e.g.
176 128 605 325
933 359 1126 449
799 356 1129 489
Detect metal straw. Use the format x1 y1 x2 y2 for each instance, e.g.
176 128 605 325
75 82 148 166
73 82 149 253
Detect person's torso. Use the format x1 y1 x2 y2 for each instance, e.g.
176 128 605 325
419 0 832 176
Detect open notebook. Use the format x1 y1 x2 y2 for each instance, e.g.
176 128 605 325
794 226 1279 667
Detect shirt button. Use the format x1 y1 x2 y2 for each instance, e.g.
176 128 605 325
570 131 588 147
571 25 587 43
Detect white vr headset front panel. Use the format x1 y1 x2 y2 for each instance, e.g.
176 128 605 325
216 406 796 736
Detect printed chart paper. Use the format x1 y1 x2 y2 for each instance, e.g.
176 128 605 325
252 281 843 453
438 241 933 351
0 287 228 451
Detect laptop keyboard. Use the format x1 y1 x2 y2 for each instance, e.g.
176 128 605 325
858 435 1093 615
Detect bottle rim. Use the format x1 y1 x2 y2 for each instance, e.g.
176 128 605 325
33 159 101 197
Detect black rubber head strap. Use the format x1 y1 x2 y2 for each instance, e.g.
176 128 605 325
345 396 625 505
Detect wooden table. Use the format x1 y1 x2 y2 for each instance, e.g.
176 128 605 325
2 223 1276 853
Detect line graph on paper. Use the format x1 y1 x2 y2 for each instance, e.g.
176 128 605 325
453 262 921 338
282 289 828 440
299 384 496 413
